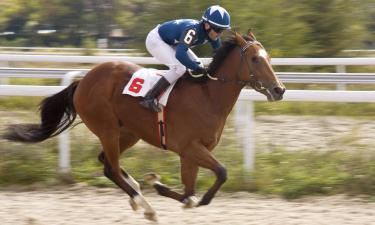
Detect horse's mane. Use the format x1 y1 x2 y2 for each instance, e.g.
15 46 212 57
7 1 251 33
208 35 252 75
181 34 252 84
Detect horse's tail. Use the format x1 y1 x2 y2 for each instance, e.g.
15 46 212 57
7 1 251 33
3 81 80 143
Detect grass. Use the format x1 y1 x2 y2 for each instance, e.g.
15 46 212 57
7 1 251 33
252 149 375 199
255 101 375 117
0 110 374 199
1 138 374 199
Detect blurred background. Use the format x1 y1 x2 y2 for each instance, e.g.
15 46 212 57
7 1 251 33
0 0 374 57
0 0 374 199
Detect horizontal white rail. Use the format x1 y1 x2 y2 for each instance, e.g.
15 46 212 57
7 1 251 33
0 46 138 52
0 54 157 64
0 54 375 65
277 72 375 84
0 85 65 96
1 67 375 84
240 89 375 102
0 67 89 78
271 57 375 65
343 49 375 53
2 85 375 102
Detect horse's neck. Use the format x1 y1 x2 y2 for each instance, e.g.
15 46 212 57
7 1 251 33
207 55 244 117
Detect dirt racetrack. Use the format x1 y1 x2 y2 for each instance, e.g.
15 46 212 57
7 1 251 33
1 185 374 225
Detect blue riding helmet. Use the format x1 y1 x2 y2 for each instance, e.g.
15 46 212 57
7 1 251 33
202 5 231 30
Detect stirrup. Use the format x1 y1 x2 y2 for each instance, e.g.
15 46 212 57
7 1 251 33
140 98 162 112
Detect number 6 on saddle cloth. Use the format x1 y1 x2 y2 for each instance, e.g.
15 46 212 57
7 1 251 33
123 68 177 107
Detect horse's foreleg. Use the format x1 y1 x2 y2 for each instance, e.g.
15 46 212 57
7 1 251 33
143 156 200 208
144 173 185 202
187 142 227 206
180 157 199 208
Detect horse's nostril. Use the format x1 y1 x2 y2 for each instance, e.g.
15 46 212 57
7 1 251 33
274 86 285 95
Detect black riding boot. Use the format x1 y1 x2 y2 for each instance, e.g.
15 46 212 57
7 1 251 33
139 77 170 112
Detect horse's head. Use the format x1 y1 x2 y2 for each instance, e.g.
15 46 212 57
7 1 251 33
232 31 285 101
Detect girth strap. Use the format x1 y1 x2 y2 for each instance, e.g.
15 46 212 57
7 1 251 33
157 107 167 150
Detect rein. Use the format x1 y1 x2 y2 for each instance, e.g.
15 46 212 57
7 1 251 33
210 40 266 92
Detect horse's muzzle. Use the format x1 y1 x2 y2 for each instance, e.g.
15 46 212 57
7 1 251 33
267 85 286 101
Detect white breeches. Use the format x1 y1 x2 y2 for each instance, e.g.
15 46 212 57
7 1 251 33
145 26 201 84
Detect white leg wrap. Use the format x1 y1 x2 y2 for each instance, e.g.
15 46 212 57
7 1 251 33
133 195 155 213
124 175 141 192
143 173 161 186
182 196 199 208
133 194 157 221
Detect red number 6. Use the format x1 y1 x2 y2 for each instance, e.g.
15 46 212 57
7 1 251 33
128 78 144 93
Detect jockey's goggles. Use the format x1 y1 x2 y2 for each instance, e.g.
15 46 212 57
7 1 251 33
211 25 225 34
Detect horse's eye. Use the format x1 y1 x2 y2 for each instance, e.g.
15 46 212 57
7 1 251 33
252 56 258 63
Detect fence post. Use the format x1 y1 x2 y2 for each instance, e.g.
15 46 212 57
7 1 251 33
336 65 346 90
58 71 84 177
234 100 255 171
0 61 10 84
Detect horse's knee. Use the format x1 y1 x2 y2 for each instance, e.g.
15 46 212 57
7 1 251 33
98 152 105 164
216 166 227 183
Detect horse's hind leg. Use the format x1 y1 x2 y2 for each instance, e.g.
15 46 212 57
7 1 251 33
99 130 141 191
98 130 142 210
118 131 142 193
98 129 157 221
144 156 199 208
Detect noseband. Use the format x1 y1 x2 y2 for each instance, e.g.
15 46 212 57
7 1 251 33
213 40 267 91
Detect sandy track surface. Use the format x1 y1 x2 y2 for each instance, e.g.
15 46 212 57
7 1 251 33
1 187 374 225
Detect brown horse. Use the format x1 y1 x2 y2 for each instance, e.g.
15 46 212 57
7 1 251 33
3 31 285 221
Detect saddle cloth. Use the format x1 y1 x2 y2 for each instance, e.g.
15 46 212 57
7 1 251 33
122 68 176 107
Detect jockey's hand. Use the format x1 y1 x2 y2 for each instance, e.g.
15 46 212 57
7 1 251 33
191 67 208 76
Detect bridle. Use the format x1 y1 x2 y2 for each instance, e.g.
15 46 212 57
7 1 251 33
210 40 267 92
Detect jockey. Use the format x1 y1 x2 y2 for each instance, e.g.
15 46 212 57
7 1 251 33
140 5 231 112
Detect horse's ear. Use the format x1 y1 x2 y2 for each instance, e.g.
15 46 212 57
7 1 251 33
247 29 256 40
233 32 247 46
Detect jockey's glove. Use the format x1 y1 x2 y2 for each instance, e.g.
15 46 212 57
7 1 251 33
191 66 208 76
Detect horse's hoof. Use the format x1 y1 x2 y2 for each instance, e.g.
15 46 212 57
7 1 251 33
144 211 158 222
143 173 161 186
129 198 139 211
182 196 199 209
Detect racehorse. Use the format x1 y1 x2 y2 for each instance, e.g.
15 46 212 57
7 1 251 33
3 31 285 221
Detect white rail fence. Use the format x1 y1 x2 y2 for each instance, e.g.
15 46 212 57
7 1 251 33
1 56 375 173
0 47 141 56
2 67 375 84
3 85 375 101
1 54 374 65
1 54 374 88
